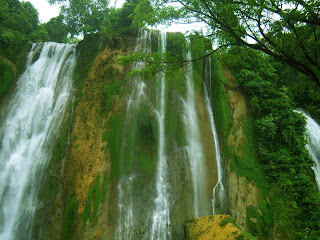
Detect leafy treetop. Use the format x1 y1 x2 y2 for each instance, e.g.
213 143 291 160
134 0 320 86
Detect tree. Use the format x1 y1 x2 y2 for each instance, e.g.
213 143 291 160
136 0 320 86
45 15 68 42
0 0 43 58
49 0 109 36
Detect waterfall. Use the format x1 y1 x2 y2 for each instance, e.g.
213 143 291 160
117 175 135 240
297 110 320 189
0 42 76 240
204 90 226 214
150 31 171 240
116 29 151 240
203 52 226 214
182 40 210 217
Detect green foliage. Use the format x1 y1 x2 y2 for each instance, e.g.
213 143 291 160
49 0 108 37
189 35 210 92
0 0 47 58
74 33 101 87
104 113 123 178
45 15 68 42
45 176 57 200
247 206 262 237
62 186 79 240
165 98 186 146
51 121 69 163
100 0 139 45
219 216 256 240
119 50 164 81
0 0 50 100
231 116 268 198
101 173 109 202
166 32 186 61
143 0 320 85
222 47 320 237
258 200 273 236
82 189 93 230
0 60 15 99
133 0 182 28
29 24 50 42
107 102 157 177
272 59 320 122
104 79 122 114
210 54 231 140
135 115 157 175
82 175 101 231
219 216 236 227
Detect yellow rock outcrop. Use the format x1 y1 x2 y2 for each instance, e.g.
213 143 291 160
185 214 254 240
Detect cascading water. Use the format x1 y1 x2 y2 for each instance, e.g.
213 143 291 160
182 40 210 217
150 31 171 240
203 53 226 215
0 42 76 240
297 110 320 189
116 29 151 240
204 91 226 214
117 175 135 240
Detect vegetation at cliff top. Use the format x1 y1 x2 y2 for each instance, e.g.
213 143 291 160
135 0 320 87
2 0 320 239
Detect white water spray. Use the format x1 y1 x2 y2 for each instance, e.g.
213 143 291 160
182 40 209 217
0 42 76 240
117 175 135 240
297 110 320 189
116 29 151 240
150 31 171 240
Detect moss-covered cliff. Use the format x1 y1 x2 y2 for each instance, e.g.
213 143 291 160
29 30 320 240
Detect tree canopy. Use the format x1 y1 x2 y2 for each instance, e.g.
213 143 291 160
135 0 320 86
48 0 109 36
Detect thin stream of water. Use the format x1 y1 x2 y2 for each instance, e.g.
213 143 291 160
150 31 171 240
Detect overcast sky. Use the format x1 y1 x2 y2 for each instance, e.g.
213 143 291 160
26 0 60 23
25 0 207 33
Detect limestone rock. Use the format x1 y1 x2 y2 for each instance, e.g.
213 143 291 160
185 214 254 240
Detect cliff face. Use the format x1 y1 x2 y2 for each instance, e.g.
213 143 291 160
40 31 266 240
223 68 261 231
39 34 138 240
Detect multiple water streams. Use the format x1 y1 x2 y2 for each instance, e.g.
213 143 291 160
116 30 151 240
0 42 76 239
182 43 210 217
0 31 230 240
150 31 171 240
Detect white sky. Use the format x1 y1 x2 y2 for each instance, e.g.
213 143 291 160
25 0 61 23
26 0 208 33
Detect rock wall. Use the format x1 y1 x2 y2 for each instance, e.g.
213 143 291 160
40 33 137 240
222 67 262 233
